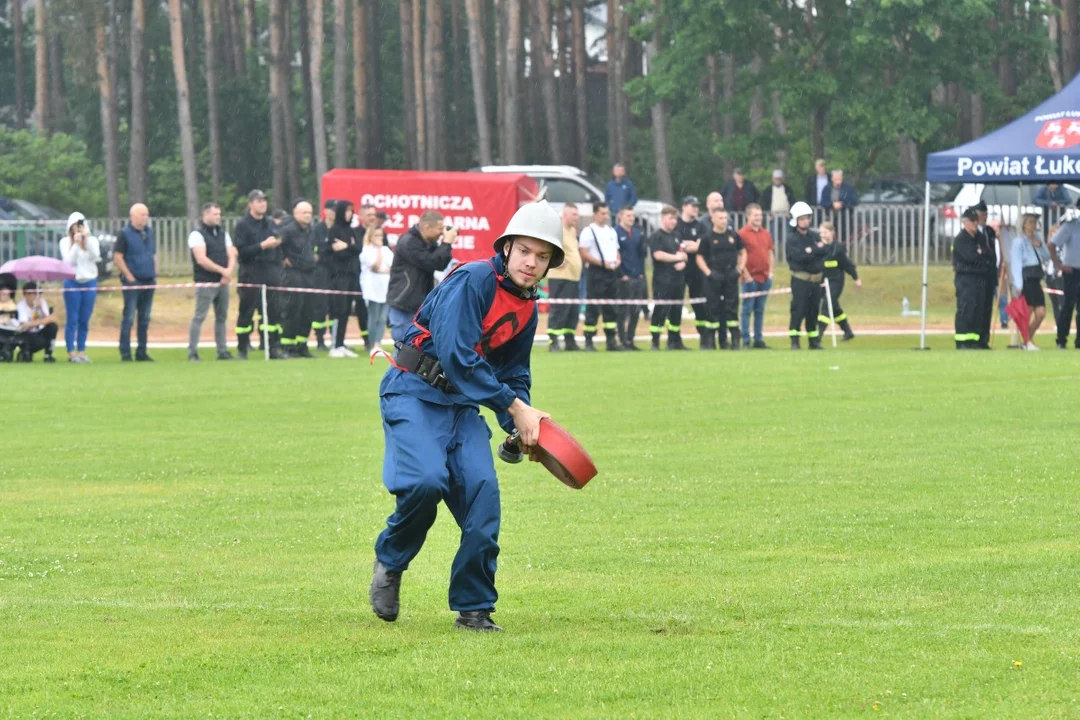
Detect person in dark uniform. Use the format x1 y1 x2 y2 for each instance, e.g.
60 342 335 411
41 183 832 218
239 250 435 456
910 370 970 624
327 200 367 357
954 207 995 349
974 201 1002 349
310 199 336 351
615 206 647 350
647 205 689 350
233 189 285 360
280 200 318 358
696 208 746 350
816 221 861 341
786 201 828 350
675 196 709 347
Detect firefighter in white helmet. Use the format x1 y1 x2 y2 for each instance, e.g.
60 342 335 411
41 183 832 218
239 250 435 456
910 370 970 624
369 202 562 633
785 201 828 349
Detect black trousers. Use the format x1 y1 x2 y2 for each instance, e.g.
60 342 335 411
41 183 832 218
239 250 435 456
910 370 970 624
686 266 712 334
20 323 57 355
819 275 846 325
651 274 685 335
954 273 989 347
282 268 314 347
789 277 822 341
980 275 998 348
1056 270 1080 346
616 275 648 344
706 272 740 341
237 264 283 348
1047 274 1065 326
583 267 618 338
331 274 368 348
547 278 580 338
311 264 332 340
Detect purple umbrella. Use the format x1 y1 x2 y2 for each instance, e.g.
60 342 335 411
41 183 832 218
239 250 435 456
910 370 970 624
0 256 76 281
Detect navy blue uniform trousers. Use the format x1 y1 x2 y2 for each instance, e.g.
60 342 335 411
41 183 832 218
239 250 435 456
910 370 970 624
374 393 501 612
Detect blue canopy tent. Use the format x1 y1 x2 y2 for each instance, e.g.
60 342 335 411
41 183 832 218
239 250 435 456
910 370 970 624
918 74 1080 347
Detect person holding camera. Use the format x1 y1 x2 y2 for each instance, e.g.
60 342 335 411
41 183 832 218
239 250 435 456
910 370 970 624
386 210 455 343
59 212 100 363
696 208 746 350
233 190 285 359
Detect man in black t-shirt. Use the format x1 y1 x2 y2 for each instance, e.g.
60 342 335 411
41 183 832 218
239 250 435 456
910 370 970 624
647 205 689 350
696 208 746 350
675 196 711 348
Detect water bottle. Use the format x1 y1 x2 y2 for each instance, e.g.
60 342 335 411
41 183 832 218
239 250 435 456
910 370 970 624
902 297 910 316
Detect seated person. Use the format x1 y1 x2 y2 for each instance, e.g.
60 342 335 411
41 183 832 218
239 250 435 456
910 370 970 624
16 281 58 363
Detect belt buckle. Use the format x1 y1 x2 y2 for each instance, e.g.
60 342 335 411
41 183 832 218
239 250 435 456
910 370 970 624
431 374 450 392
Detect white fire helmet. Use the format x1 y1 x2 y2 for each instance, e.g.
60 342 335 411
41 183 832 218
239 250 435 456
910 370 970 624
789 201 814 227
493 201 565 268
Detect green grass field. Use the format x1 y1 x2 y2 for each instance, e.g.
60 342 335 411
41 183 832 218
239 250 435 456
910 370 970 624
3 343 1080 717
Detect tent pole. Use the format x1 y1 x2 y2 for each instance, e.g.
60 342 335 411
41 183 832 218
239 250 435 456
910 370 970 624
919 181 930 350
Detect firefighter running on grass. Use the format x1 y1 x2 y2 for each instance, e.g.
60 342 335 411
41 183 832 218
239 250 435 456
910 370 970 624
786 201 828 350
369 201 562 632
816 221 861 342
696 207 746 350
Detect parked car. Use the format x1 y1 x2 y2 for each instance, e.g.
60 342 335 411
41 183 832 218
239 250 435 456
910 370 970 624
938 182 1080 240
469 164 664 234
854 178 956 248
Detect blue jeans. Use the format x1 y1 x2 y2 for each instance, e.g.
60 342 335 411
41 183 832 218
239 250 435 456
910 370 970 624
375 394 500 611
998 290 1009 326
388 306 414 344
365 301 389 350
120 281 155 357
62 279 97 352
741 278 772 343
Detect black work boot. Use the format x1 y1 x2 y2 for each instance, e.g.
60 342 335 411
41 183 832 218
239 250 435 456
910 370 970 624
370 559 401 622
295 344 314 358
818 321 829 339
840 319 855 341
809 337 824 350
237 334 249 361
564 334 580 351
605 330 623 351
454 610 502 632
790 336 801 350
651 333 661 351
716 327 729 350
729 328 742 350
584 335 597 352
548 336 561 352
699 327 713 350
667 331 688 350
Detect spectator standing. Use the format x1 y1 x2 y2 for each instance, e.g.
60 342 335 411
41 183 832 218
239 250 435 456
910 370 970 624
1046 223 1065 326
360 226 393 355
648 206 689 350
547 205 583 352
113 203 156 362
59 212 99 363
953 207 995 350
386 210 455 343
805 159 829 207
1048 200 1080 349
15 281 58 362
578 202 622 351
604 163 638 214
737 204 775 349
696 208 746 350
760 169 796 241
233 189 285 360
820 169 858 244
1033 182 1070 229
374 211 389 232
817 221 861 341
280 200 318 358
614 206 647 350
676 196 710 347
974 202 1002 347
328 200 367 358
721 168 759 213
187 202 237 361
311 199 336 351
786 202 828 350
1010 212 1050 351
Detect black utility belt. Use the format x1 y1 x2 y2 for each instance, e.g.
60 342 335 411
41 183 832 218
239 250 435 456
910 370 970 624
791 271 824 282
393 342 459 394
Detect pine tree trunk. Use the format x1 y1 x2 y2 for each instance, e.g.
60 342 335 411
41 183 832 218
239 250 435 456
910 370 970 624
721 53 735 178
167 0 200 220
424 0 446 170
533 0 562 163
128 0 148 203
368 0 384 166
13 0 25 128
33 0 48 133
332 0 348 168
898 136 919 177
95 15 121 218
614 2 630 167
647 0 673 204
201 0 223 198
494 0 507 161
811 106 827 167
605 0 617 166
970 91 984 139
706 55 720 145
464 0 492 165
353 0 369 166
308 0 329 179
450 0 463 167
298 0 316 171
1064 0 1078 79
244 0 256 58
412 0 426 169
229 0 246 77
1049 0 1065 92
48 29 67 131
572 0 587 168
399 0 419 168
269 0 287 205
999 0 1017 96
749 55 765 134
283 0 303 200
556 0 570 155
505 0 523 163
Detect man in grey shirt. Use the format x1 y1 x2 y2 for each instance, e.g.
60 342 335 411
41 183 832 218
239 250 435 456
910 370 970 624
1048 200 1080 349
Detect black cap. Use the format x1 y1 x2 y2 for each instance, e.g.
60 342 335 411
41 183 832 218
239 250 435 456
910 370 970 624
375 211 389 220
324 198 337 209
271 209 289 221
973 200 988 212
962 207 979 221
247 189 267 201
681 195 700 207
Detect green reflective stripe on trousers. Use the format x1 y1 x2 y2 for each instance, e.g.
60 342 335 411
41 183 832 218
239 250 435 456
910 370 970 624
264 324 282 334
955 333 980 341
834 313 846 322
602 322 617 329
360 330 368 337
235 325 254 334
824 260 839 268
694 320 708 327
310 321 329 329
807 330 820 338
582 325 597 332
817 315 833 324
726 320 739 328
649 325 664 333
705 322 721 329
666 322 681 332
789 329 801 336
280 337 297 346
295 336 307 343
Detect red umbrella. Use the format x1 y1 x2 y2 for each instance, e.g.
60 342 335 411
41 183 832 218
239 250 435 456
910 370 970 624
1006 295 1031 344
